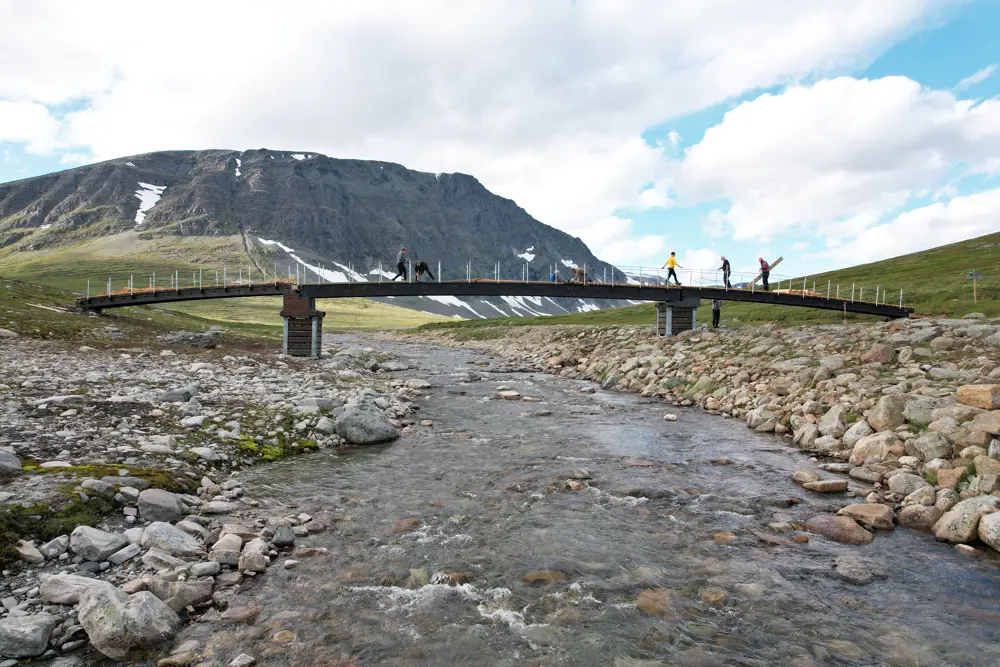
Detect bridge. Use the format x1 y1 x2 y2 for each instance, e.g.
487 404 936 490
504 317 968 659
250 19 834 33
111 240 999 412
76 278 914 357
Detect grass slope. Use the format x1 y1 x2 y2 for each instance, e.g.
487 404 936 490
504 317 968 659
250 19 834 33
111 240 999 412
420 231 1000 333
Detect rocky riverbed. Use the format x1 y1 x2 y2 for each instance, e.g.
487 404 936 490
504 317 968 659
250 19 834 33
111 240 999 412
406 313 1000 555
0 332 425 662
3 318 1000 665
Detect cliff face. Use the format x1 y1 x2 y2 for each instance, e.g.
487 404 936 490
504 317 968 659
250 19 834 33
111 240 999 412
0 149 628 318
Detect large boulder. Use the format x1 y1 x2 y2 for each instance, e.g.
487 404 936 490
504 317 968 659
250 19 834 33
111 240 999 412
837 504 895 530
958 384 1000 411
903 397 951 428
861 343 895 365
977 512 1000 552
792 424 819 449
842 420 874 447
849 432 898 467
334 405 399 445
969 411 1000 436
932 495 1000 543
78 586 181 660
138 489 186 523
140 522 205 558
148 578 215 613
0 450 21 474
804 515 873 545
867 395 907 432
70 526 129 562
908 432 953 462
40 574 117 604
898 505 942 531
817 405 848 438
887 472 931 496
0 614 58 658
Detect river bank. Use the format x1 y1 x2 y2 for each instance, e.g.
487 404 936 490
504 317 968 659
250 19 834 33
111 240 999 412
400 314 1000 554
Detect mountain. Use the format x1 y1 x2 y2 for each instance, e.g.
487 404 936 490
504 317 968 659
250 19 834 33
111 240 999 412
0 149 632 319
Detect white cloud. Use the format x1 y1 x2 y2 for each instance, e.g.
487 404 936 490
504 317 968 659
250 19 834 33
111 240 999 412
956 63 997 90
678 75 1000 241
575 216 669 266
811 187 1000 265
0 101 61 153
0 0 946 265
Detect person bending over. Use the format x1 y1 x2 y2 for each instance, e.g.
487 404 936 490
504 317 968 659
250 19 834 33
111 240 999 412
415 260 435 281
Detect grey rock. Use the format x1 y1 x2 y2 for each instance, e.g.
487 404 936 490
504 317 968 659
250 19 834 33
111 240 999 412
40 574 116 605
38 535 69 560
142 549 186 571
147 579 214 613
976 512 1000 551
70 526 129 562
190 561 221 577
0 450 21 475
315 416 336 435
201 501 240 515
0 613 58 658
792 423 819 449
272 526 296 547
842 420 874 447
903 396 951 427
887 472 931 496
78 586 181 660
139 522 204 558
867 395 907 432
158 384 199 403
909 432 953 462
138 489 186 523
833 555 886 585
15 541 43 564
933 495 1000 543
334 405 399 445
817 404 848 438
108 543 142 565
101 476 151 490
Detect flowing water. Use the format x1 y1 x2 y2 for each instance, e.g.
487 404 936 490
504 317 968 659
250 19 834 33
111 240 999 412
175 336 1000 667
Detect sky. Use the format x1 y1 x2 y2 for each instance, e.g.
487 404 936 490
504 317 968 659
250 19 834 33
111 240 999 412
1 0 998 279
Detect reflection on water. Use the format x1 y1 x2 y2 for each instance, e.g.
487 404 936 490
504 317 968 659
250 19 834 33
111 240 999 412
169 337 1000 666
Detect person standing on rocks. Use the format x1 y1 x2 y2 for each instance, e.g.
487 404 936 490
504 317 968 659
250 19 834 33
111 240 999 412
392 247 408 281
662 252 682 286
712 299 722 328
719 256 731 288
758 257 770 291
414 260 435 281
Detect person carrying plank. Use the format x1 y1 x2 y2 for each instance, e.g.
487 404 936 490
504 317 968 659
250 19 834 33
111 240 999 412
758 257 770 291
662 252 682 286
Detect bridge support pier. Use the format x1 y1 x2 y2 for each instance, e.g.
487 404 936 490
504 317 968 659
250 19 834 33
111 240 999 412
280 292 325 358
655 298 700 337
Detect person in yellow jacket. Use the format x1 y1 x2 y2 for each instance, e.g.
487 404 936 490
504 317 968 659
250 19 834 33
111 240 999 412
662 252 682 286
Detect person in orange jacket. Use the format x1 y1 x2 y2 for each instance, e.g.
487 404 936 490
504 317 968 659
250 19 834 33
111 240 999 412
662 252 682 286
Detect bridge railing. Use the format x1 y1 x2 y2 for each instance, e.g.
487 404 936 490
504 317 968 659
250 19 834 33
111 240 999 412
80 260 908 309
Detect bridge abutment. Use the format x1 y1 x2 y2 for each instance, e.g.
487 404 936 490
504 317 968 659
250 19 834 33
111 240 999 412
656 298 700 337
280 292 325 358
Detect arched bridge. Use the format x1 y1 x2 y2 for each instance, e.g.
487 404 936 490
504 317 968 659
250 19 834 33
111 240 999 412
76 278 913 357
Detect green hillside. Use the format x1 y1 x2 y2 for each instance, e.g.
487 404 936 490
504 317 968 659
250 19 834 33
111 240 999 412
420 231 1000 334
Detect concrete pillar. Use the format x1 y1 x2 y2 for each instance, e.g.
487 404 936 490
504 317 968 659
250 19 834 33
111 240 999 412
655 297 701 337
280 291 325 358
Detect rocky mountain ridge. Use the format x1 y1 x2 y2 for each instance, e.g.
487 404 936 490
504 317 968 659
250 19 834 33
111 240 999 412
0 149 628 319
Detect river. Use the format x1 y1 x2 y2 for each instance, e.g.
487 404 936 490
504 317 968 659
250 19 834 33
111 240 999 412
171 335 1000 667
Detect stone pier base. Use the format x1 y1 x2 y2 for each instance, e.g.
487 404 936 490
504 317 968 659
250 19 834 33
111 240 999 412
655 298 700 337
281 292 325 357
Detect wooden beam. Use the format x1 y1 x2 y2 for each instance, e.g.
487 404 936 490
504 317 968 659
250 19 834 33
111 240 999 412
751 256 783 285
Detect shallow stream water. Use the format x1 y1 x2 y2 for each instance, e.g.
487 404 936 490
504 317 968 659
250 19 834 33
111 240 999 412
172 336 1000 667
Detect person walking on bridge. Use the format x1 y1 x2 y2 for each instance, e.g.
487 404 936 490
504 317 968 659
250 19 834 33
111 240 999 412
758 257 770 291
719 256 731 288
712 299 722 328
662 252 682 286
414 260 435 281
391 247 408 281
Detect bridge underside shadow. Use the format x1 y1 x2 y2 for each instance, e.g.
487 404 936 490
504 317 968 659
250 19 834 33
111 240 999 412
76 280 913 358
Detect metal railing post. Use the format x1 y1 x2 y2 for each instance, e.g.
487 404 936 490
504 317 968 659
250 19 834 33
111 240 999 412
153 272 156 293
130 273 133 296
438 260 441 283
876 285 880 305
851 284 855 302
175 271 178 290
87 279 90 299
860 287 863 302
802 277 806 297
827 280 830 299
899 289 903 307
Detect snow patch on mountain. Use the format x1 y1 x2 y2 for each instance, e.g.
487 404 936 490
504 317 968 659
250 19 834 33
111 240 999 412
257 238 296 254
134 182 166 226
561 259 578 269
424 295 486 319
516 246 536 262
576 300 601 313
235 158 241 179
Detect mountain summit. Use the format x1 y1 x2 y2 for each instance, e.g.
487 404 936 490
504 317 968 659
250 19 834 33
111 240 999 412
0 149 627 318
